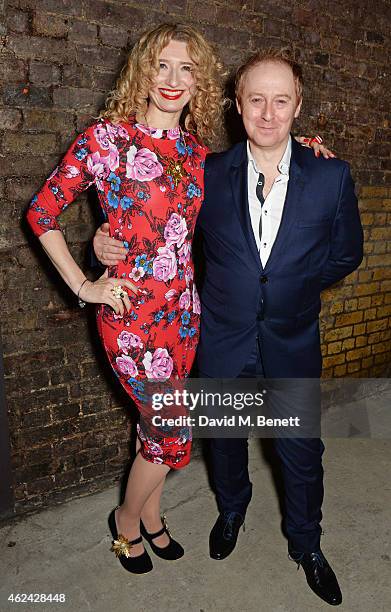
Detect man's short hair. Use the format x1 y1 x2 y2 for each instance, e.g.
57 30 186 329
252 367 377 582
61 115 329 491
235 48 304 102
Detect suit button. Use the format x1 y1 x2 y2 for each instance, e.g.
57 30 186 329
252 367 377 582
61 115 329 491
260 275 268 284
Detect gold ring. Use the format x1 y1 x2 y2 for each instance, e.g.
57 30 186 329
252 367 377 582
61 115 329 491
111 285 126 299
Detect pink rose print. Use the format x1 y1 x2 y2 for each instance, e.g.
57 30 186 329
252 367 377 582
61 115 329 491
179 288 191 310
185 266 193 286
106 122 129 141
117 331 143 353
152 245 177 282
106 143 119 172
64 165 80 178
93 123 111 150
87 151 110 190
192 283 201 315
149 441 164 457
143 348 174 381
167 127 181 140
116 354 138 377
164 213 188 248
134 124 163 139
178 241 191 266
126 145 163 181
165 289 177 301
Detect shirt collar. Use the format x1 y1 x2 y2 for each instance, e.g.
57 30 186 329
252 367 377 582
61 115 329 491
247 135 292 176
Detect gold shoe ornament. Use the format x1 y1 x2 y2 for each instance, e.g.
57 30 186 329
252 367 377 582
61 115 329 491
162 513 172 537
111 534 133 558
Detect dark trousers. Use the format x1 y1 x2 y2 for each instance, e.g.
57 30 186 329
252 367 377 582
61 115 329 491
204 337 325 553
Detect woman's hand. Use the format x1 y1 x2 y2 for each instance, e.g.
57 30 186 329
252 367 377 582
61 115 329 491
296 135 336 159
79 274 139 316
93 222 127 266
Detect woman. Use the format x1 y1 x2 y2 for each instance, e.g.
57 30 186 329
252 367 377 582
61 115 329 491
26 23 331 575
26 23 224 576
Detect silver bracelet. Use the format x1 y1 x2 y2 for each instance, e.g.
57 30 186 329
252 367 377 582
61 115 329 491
77 278 88 308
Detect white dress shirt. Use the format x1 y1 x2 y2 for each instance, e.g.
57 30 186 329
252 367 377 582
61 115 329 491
247 137 292 268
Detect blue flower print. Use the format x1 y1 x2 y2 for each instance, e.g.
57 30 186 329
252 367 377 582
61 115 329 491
179 326 188 338
128 377 146 402
186 146 193 156
75 148 88 161
78 137 88 145
108 190 119 208
178 269 184 280
167 312 176 323
50 185 59 195
176 139 186 155
187 183 201 199
135 254 148 269
181 311 190 325
154 310 165 322
108 172 121 192
189 327 197 337
137 191 145 199
120 196 133 210
128 377 145 392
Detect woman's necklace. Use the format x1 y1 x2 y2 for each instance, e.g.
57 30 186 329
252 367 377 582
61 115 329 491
144 116 188 188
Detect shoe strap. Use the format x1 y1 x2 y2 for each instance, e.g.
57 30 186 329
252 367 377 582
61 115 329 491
146 514 171 540
128 535 143 546
148 525 167 539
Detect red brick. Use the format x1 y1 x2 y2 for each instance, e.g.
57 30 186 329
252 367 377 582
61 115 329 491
33 12 69 37
0 108 23 130
335 311 363 326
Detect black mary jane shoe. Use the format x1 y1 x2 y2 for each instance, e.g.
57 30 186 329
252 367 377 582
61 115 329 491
140 514 184 560
108 506 153 574
288 549 342 606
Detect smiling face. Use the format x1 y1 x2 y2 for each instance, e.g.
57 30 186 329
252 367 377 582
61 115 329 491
146 39 196 128
236 60 302 153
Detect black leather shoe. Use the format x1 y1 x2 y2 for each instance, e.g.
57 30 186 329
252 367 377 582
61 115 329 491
209 512 245 560
289 549 342 606
140 514 184 560
108 507 153 574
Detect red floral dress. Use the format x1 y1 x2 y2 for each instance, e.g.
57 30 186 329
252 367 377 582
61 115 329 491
26 116 207 469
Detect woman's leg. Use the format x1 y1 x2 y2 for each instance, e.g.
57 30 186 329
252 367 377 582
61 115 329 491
116 453 169 557
135 437 170 547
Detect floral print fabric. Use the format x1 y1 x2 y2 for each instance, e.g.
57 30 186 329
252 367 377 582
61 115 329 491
27 116 207 469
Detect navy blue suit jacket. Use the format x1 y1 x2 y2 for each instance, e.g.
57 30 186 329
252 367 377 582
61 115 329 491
196 137 363 378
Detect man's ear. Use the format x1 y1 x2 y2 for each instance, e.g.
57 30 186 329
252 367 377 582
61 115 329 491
294 97 302 119
236 97 242 115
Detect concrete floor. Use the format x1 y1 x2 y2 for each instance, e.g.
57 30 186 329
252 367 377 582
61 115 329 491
0 438 390 612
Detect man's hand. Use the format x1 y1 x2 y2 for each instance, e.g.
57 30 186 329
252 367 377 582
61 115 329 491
93 222 128 266
296 135 336 159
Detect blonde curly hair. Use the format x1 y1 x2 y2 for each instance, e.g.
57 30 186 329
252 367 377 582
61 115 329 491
100 23 227 145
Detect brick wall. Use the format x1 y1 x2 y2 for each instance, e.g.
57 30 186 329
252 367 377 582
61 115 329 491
0 0 390 516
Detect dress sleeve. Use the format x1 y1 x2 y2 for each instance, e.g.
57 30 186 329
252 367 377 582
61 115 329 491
26 123 101 237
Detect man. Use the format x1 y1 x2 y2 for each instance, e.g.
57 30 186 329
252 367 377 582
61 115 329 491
195 50 363 607
93 50 363 605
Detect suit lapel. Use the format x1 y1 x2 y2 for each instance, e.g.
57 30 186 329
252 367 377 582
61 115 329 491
263 137 306 272
229 143 262 270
